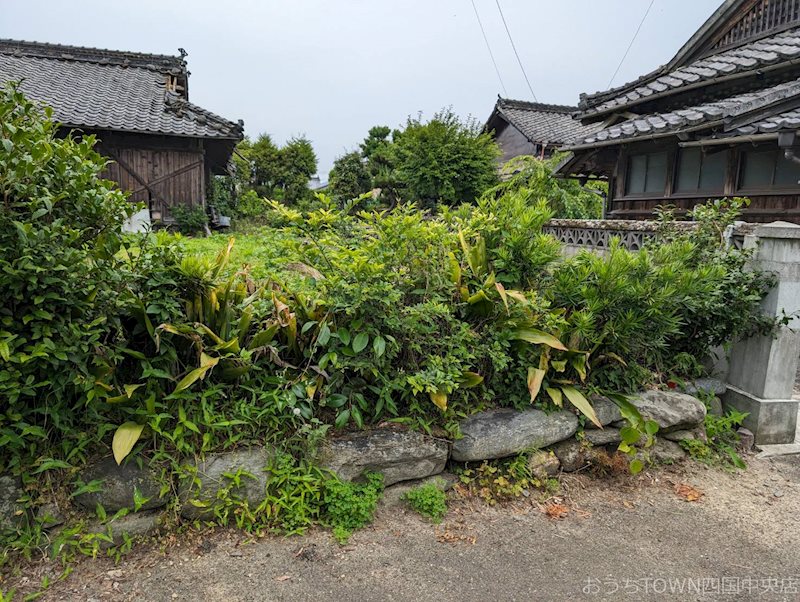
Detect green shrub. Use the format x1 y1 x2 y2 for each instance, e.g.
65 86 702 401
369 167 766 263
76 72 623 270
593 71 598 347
392 108 500 207
170 204 208 234
402 482 447 522
322 473 384 543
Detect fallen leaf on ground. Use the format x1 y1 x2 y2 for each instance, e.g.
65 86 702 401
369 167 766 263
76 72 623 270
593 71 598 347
543 502 569 519
273 575 292 582
675 483 703 502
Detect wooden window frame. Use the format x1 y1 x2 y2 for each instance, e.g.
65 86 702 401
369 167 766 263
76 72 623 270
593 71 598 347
736 146 800 195
670 147 729 198
620 146 673 199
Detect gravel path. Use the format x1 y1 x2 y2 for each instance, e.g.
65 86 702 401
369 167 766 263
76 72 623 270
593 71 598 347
9 454 800 602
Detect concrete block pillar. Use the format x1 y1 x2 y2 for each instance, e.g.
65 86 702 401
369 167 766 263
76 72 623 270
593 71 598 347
725 222 800 444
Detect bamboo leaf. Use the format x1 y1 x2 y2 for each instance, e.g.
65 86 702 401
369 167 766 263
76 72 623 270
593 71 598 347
495 282 509 315
173 353 219 393
112 422 145 465
526 367 546 403
561 385 602 428
545 387 562 407
511 329 568 351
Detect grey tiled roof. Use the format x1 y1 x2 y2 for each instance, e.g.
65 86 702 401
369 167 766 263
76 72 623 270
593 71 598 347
736 108 800 134
572 77 800 148
494 98 599 145
579 26 800 117
0 40 243 140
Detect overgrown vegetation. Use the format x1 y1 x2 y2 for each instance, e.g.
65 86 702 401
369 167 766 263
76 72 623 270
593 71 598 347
0 84 774 570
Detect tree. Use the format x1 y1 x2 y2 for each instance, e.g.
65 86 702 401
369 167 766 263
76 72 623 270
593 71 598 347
329 151 371 202
392 109 500 207
277 136 318 204
233 134 318 205
486 154 605 219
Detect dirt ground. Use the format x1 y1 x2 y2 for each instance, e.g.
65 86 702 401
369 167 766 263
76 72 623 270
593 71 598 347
5 454 800 602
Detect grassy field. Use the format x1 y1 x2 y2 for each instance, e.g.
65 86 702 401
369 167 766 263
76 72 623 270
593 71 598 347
178 228 310 285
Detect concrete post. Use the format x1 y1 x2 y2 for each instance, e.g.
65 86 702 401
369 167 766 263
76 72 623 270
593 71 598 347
725 222 800 444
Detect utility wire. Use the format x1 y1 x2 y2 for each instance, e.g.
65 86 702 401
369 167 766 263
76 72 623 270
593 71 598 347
607 0 656 88
494 0 537 102
470 0 507 96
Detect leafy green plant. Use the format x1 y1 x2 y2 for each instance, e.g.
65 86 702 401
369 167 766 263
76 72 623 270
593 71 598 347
402 482 447 522
321 473 383 544
680 394 748 469
169 204 208 234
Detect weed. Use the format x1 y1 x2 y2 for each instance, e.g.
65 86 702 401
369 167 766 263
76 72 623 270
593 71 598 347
321 473 383 544
402 482 447 522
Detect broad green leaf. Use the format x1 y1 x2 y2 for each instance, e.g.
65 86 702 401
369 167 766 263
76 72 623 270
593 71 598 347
352 333 369 353
429 390 448 412
173 353 219 393
545 387 562 407
644 420 659 436
248 323 279 349
629 459 644 475
337 328 351 346
526 367 546 403
334 408 350 428
317 323 331 346
561 385 602 428
112 422 145 465
551 359 567 372
460 371 484 388
620 426 641 445
373 335 386 358
570 353 588 382
123 384 143 398
511 329 568 351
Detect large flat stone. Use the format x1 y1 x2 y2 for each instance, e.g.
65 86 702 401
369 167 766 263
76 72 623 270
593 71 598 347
178 448 272 520
75 457 165 513
614 390 706 433
86 510 163 549
318 430 448 487
682 378 727 397
585 396 622 428
451 408 578 462
0 476 25 529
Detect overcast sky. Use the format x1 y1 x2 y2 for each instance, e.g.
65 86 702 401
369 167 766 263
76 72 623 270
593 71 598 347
2 0 721 177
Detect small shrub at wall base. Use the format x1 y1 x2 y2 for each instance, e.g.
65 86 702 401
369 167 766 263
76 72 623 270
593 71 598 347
322 473 384 544
170 204 208 234
402 482 447 522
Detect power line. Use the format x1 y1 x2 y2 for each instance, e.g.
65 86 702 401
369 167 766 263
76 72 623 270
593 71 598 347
494 0 537 102
470 0 507 96
607 0 656 88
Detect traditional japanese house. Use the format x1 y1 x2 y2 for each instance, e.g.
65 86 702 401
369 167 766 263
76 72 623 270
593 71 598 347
486 97 598 163
0 39 244 224
557 0 800 224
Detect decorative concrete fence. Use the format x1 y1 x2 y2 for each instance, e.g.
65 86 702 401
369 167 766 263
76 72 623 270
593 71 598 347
542 219 697 255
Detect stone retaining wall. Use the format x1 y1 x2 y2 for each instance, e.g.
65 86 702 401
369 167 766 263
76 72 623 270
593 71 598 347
3 387 718 545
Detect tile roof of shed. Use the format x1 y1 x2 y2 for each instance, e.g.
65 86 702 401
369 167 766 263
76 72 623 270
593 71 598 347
578 26 800 118
0 39 243 140
492 98 599 145
571 77 800 148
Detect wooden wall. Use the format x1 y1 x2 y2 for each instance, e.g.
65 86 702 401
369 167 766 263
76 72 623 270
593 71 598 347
100 144 205 221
